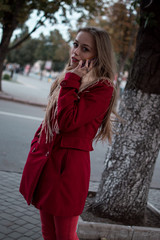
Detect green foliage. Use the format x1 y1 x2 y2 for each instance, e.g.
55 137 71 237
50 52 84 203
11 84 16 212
2 73 11 81
131 0 140 9
144 12 157 28
0 0 106 51
8 38 40 66
75 0 139 75
0 0 107 89
131 0 158 29
7 29 70 72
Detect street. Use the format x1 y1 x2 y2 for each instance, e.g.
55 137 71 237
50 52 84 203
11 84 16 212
0 99 106 181
0 99 159 188
0 100 44 172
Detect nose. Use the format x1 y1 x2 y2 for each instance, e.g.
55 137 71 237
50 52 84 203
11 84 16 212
73 46 80 55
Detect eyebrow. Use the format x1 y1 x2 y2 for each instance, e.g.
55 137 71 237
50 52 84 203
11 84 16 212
74 39 92 50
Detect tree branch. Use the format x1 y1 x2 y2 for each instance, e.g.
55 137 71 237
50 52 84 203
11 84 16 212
8 15 47 51
144 0 154 8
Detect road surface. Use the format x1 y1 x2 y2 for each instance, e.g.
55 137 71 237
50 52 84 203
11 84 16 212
0 99 159 189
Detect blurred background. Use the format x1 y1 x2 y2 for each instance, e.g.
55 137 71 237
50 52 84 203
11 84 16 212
0 0 139 97
0 1 160 238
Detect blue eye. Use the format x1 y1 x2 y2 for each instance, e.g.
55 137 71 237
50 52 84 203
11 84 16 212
82 47 89 52
73 42 78 48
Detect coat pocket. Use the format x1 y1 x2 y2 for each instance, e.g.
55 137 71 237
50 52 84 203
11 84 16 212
19 144 49 205
60 135 93 151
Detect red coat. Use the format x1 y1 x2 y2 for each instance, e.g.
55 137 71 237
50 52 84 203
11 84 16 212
19 72 113 216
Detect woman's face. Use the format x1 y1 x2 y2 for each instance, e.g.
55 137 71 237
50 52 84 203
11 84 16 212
70 31 97 68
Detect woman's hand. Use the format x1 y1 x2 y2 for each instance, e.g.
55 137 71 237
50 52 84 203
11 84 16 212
70 59 94 78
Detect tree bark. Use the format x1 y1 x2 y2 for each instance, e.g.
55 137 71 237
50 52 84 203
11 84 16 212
92 90 160 222
91 0 160 222
0 26 15 91
0 0 23 91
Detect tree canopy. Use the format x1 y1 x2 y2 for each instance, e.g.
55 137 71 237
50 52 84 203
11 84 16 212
69 0 139 81
0 0 106 90
7 29 70 71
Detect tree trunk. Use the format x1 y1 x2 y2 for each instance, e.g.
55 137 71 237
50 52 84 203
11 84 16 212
0 46 10 91
0 58 4 92
91 0 160 222
92 90 160 222
0 0 30 91
0 21 17 91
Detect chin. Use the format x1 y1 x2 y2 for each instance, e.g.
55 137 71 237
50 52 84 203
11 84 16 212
70 61 78 68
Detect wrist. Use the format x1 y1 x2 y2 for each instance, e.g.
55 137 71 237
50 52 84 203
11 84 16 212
65 72 81 81
70 69 84 78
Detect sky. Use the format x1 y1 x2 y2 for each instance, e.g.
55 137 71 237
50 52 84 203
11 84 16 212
13 9 81 42
1 1 119 43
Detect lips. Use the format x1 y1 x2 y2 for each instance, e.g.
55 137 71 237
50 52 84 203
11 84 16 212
72 57 79 63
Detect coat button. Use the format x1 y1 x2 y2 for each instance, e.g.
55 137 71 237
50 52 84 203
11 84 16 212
45 151 49 157
61 81 67 86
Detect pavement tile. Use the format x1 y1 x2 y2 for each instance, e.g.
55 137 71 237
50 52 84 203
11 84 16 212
0 200 11 206
9 224 19 230
0 225 11 234
0 194 8 200
3 208 15 214
0 171 42 239
0 219 13 227
0 205 7 210
21 215 37 223
16 226 30 234
12 211 25 217
15 219 27 226
0 233 5 239
1 213 17 222
18 237 31 240
12 205 26 213
31 232 43 240
25 217 40 225
0 237 13 240
24 230 38 237
32 212 41 220
2 238 13 240
0 168 160 239
32 226 42 233
25 210 37 216
23 223 35 230
8 231 22 239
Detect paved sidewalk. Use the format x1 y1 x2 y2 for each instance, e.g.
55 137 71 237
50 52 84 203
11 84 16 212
0 73 51 107
0 171 160 240
0 171 42 240
0 74 160 239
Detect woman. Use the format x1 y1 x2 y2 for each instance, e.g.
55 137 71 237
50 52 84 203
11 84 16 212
20 26 116 240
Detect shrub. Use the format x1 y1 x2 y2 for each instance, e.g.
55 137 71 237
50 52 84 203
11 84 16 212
2 73 11 81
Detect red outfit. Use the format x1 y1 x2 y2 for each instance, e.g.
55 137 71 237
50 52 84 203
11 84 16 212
20 72 113 217
40 210 79 240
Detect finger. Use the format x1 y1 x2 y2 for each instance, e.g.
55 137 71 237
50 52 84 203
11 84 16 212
85 59 89 68
78 60 83 68
89 59 93 67
88 60 94 70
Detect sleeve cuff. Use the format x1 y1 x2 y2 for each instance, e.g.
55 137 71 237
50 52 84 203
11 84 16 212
60 72 81 89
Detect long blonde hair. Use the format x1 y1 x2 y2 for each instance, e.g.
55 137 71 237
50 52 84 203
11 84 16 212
42 26 117 143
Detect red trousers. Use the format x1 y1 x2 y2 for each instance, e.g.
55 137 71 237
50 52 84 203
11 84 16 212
40 210 79 240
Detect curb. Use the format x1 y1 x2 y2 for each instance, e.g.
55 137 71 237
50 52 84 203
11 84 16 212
0 92 46 108
147 202 160 218
1 93 160 239
77 189 160 240
78 216 160 240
